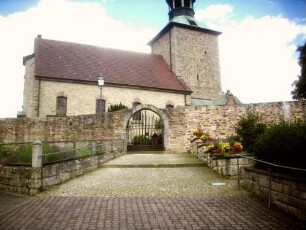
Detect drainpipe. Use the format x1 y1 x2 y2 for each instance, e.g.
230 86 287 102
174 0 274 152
37 78 41 117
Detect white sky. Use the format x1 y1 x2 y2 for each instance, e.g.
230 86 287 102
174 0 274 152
0 0 305 118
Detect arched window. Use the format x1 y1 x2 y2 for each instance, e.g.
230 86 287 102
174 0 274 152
56 96 67 116
166 104 174 109
132 101 141 108
166 100 175 110
132 101 142 120
96 99 106 113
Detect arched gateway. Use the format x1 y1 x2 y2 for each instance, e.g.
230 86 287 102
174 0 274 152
125 105 168 151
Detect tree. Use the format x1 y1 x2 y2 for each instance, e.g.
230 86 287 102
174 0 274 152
292 41 306 100
107 103 128 112
235 112 266 153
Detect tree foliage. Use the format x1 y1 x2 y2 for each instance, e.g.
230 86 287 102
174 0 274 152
254 120 306 169
108 103 128 112
235 112 266 153
292 41 306 100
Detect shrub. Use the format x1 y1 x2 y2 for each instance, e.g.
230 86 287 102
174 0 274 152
235 112 266 153
0 142 57 165
254 121 306 169
108 103 128 112
132 135 152 145
76 148 91 158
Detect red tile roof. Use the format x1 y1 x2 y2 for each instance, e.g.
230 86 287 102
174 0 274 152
32 37 191 93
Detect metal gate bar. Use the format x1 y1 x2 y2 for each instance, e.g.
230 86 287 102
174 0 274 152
127 110 164 151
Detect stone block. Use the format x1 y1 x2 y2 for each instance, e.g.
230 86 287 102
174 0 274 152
43 165 57 177
43 176 60 188
27 179 41 189
30 169 42 180
59 173 70 182
27 188 39 196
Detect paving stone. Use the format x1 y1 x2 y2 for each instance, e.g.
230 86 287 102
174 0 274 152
0 153 305 229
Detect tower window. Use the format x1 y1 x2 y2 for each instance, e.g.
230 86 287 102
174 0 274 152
184 0 191 7
175 0 182 7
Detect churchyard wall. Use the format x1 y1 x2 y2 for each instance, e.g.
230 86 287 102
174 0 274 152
241 167 306 220
1 101 305 152
0 140 125 195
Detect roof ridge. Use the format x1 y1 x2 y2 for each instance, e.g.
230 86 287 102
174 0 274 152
35 37 152 56
33 36 192 94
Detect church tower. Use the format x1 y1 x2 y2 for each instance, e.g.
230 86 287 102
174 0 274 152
148 0 222 101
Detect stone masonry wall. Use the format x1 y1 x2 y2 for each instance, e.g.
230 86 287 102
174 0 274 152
168 101 306 153
0 110 127 144
1 101 305 153
23 57 39 118
151 31 171 68
38 81 186 118
172 27 222 100
151 26 222 100
242 168 306 220
0 141 125 195
189 140 253 177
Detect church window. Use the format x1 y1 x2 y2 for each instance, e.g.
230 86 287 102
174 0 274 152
56 96 67 116
132 102 142 120
96 99 105 113
132 101 141 108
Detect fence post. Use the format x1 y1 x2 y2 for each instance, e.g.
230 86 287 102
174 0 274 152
237 156 240 189
268 165 272 208
32 140 42 168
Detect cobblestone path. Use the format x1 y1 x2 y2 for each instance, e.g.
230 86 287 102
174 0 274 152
0 153 305 229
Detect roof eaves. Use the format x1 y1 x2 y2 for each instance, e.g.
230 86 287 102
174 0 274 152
36 75 191 94
147 21 222 46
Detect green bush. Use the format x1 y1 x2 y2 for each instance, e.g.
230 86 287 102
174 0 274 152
108 103 128 112
132 135 152 145
0 142 57 165
235 112 266 153
76 148 91 158
0 143 17 163
254 121 306 169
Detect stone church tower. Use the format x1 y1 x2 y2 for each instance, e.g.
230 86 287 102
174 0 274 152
148 0 222 100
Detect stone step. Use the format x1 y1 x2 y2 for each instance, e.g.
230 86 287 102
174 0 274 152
101 163 206 168
102 153 205 168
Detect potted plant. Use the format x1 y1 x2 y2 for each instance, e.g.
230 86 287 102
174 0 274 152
229 142 243 154
206 141 222 154
192 128 212 145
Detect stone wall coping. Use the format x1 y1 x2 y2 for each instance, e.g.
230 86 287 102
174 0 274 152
244 167 306 184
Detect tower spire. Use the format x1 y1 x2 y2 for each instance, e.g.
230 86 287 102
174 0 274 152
166 0 196 20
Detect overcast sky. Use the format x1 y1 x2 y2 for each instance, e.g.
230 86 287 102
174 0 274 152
0 0 305 118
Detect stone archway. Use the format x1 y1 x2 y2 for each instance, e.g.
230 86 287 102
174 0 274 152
124 105 169 151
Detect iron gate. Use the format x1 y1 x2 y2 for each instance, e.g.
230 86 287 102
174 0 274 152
127 109 164 151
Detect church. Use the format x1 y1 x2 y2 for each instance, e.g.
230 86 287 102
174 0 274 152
22 0 241 118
